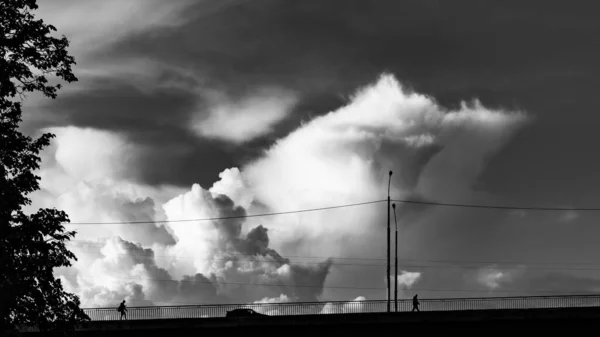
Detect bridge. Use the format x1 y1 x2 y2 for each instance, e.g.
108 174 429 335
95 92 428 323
20 295 600 336
83 294 600 320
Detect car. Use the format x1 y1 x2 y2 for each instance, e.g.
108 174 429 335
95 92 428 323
225 308 266 318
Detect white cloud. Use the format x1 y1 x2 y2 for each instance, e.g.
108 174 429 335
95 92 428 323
44 127 134 183
253 294 291 304
32 74 529 306
27 126 183 245
320 296 367 314
381 271 421 301
479 270 506 289
33 126 330 306
160 184 223 277
476 266 523 290
509 210 528 218
209 168 254 209
159 182 331 302
191 88 299 144
558 210 579 223
60 237 222 307
243 74 527 260
396 271 422 288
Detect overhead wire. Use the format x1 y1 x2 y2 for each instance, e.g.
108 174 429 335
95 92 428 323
52 196 600 308
62 243 600 272
56 271 594 296
65 240 600 268
62 197 600 225
391 199 599 211
64 200 386 225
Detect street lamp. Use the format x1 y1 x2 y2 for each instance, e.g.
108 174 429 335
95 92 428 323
393 203 398 312
387 171 392 313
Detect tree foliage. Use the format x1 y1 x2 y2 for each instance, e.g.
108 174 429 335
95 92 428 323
1 0 89 333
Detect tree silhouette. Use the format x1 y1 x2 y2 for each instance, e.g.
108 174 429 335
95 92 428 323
1 0 89 333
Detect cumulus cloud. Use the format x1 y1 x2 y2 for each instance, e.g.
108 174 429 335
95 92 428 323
191 88 299 143
59 237 223 307
320 296 368 314
44 126 135 183
209 168 254 209
56 182 175 246
243 74 527 260
31 128 281 306
46 162 332 307
253 294 291 304
378 271 421 301
509 210 528 218
59 183 333 306
475 265 524 290
249 295 292 315
160 184 332 303
33 73 529 306
28 127 182 246
558 210 579 223
396 271 422 288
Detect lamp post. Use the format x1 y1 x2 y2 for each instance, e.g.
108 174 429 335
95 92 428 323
393 203 398 312
387 171 392 313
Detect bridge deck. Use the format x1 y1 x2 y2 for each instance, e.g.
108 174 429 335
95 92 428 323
20 307 600 336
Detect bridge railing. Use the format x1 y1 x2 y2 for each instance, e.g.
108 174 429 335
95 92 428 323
83 294 600 321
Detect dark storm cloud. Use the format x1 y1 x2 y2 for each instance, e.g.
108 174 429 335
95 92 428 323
125 0 597 199
39 78 241 187
529 273 600 294
111 0 599 100
47 81 196 132
35 0 600 197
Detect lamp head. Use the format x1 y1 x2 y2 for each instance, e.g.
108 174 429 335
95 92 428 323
392 203 396 209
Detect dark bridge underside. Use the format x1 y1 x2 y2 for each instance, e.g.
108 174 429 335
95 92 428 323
21 307 600 336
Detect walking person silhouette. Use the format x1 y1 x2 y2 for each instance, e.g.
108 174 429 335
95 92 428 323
118 300 127 320
412 294 420 312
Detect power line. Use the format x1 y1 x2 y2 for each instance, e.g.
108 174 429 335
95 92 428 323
65 247 600 272
67 240 387 262
58 272 382 291
64 200 385 225
63 198 600 226
66 240 600 267
392 199 600 211
57 272 595 297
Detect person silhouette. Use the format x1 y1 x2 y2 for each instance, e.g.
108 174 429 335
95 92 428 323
118 300 127 320
412 294 420 312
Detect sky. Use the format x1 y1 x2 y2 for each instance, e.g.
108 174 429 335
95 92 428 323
20 0 600 308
